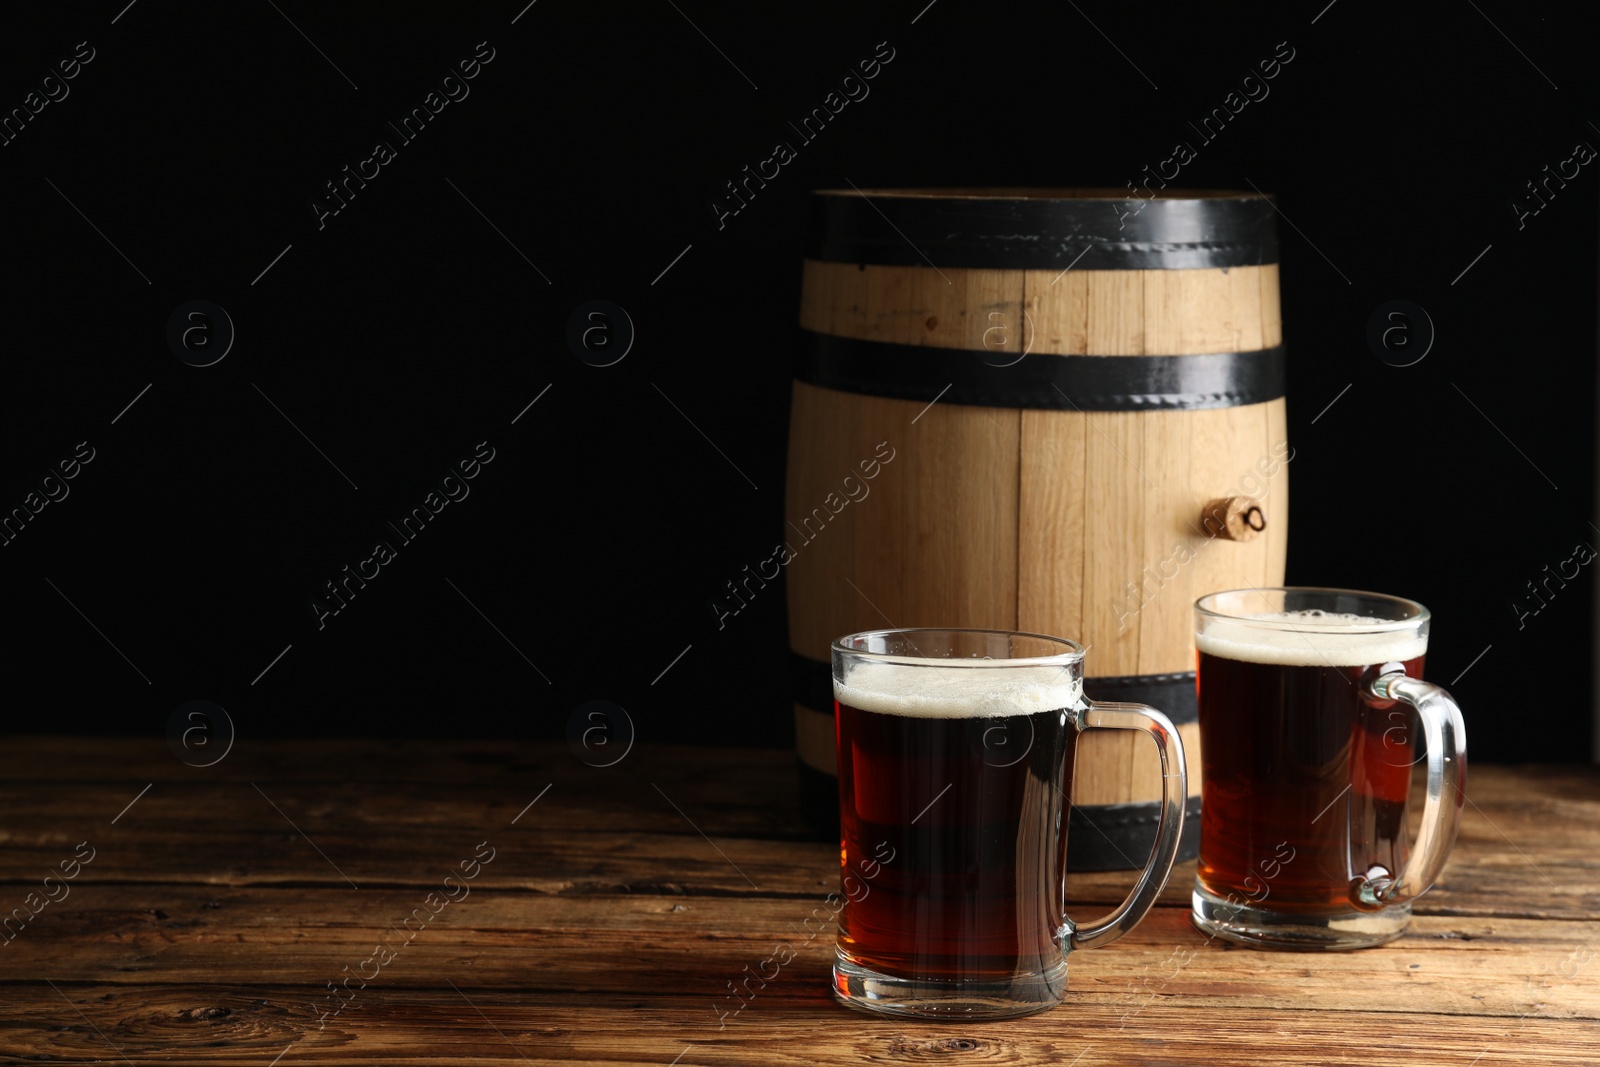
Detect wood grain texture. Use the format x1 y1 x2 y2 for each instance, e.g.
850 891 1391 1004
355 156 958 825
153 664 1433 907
799 263 1279 355
1265 397 1292 580
784 382 1019 662
0 740 1596 1065
5 887 1593 1020
1 745 1594 916
1016 408 1087 642
4 986 1596 1066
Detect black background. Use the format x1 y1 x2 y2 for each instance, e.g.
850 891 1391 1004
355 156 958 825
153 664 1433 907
1 1 1593 763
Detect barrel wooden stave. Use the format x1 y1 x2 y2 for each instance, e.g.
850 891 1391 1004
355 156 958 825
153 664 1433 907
799 262 1280 356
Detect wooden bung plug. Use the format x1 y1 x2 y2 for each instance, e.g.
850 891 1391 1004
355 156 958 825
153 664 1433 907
1201 496 1266 542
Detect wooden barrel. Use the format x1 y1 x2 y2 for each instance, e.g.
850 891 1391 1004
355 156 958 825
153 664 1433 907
786 188 1288 869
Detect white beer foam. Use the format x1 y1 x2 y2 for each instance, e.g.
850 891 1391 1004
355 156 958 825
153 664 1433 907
834 658 1080 719
1196 609 1427 667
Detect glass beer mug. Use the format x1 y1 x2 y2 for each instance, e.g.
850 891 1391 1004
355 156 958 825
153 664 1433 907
830 628 1187 1018
1191 588 1468 949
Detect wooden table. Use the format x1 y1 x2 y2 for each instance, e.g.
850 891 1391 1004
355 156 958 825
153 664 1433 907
1 739 1595 1065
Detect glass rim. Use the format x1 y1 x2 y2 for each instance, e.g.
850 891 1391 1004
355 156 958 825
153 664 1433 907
831 627 1085 668
1194 586 1430 633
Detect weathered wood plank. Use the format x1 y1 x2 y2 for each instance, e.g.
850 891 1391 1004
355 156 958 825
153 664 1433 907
0 757 1594 920
0 740 1595 1066
0 821 1592 919
3 985 1595 1066
0 887 1594 1022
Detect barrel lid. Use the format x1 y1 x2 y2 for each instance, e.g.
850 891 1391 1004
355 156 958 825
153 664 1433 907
806 187 1277 270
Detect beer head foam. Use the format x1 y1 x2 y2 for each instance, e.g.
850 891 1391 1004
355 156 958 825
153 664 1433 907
834 658 1081 718
1196 609 1427 667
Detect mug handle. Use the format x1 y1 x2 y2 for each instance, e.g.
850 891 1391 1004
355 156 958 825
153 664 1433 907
1066 700 1187 950
1353 673 1468 907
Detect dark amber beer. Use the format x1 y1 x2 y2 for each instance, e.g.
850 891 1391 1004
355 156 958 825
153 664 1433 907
830 629 1187 1018
834 669 1076 982
1191 590 1466 950
1196 623 1425 910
